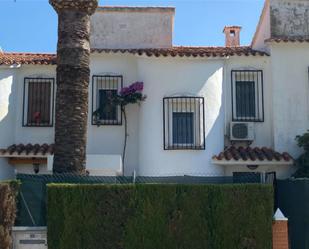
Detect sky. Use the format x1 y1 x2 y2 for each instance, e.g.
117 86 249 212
0 0 265 53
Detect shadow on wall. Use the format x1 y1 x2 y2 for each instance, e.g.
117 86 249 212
0 72 17 179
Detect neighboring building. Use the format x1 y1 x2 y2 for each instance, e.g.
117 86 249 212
0 0 307 181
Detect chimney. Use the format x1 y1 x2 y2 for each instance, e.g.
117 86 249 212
223 26 242 47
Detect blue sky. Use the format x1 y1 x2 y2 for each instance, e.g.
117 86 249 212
0 0 265 53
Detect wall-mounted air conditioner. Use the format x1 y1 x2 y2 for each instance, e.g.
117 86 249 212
230 122 255 141
12 227 47 249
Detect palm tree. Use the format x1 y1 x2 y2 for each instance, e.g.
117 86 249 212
50 0 98 174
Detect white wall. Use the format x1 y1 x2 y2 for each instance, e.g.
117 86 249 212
271 43 309 157
88 53 140 176
252 0 271 52
137 56 225 176
0 50 303 179
14 65 56 145
0 67 17 179
225 56 273 148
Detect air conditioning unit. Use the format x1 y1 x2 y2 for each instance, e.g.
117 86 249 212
230 122 254 141
12 227 47 249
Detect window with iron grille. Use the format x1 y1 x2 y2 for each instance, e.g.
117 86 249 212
23 78 55 127
231 70 264 122
92 75 123 125
163 97 205 150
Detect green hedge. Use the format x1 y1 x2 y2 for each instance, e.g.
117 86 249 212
48 184 273 249
0 181 19 249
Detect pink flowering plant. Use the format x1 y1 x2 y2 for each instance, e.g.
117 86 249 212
93 82 146 169
117 82 146 106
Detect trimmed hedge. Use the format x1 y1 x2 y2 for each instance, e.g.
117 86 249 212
0 181 19 249
48 184 273 249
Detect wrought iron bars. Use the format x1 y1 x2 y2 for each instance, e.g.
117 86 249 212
23 78 55 127
92 75 123 125
231 70 264 122
163 96 205 150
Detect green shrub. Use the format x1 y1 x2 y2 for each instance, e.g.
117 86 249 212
295 131 309 178
0 181 19 249
47 184 273 249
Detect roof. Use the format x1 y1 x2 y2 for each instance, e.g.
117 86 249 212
0 47 268 66
265 37 309 43
92 46 268 57
0 52 57 66
212 146 293 165
0 144 54 157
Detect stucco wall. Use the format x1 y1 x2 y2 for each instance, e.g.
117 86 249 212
13 65 56 145
88 53 140 175
252 0 271 51
271 42 309 157
137 56 225 176
0 68 17 179
0 51 301 179
270 0 309 37
90 7 174 49
225 56 273 148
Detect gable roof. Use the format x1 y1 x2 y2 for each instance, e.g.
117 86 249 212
0 46 268 66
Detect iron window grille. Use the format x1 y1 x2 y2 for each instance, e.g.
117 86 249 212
231 70 264 122
92 75 123 126
22 78 55 127
163 97 205 150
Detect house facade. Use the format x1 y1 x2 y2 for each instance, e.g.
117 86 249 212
0 0 307 180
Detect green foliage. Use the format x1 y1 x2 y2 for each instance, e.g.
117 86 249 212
295 131 309 177
0 181 19 249
47 184 273 249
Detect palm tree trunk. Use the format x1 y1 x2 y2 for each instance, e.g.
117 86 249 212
50 0 98 174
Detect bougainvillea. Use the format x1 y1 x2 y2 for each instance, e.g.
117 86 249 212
117 82 146 106
93 82 146 168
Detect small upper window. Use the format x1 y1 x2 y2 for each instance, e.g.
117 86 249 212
23 78 54 127
163 97 205 150
231 70 264 122
92 75 123 125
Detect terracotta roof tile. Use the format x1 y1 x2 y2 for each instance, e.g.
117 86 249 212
0 46 268 66
265 37 309 43
213 146 293 163
92 46 269 57
0 52 57 66
0 144 54 157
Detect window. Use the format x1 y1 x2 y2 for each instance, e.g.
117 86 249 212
233 172 262 183
163 97 205 150
231 70 264 122
92 75 123 125
23 78 55 127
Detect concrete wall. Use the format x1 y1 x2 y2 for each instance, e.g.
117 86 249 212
90 7 174 49
271 42 309 157
137 56 225 176
270 0 309 37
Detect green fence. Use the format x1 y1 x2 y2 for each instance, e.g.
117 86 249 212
15 173 261 227
277 179 309 249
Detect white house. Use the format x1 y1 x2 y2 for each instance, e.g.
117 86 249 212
0 0 307 181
